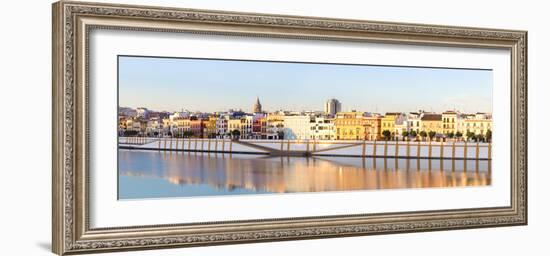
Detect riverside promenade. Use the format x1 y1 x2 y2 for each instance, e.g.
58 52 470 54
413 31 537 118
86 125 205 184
119 137 491 160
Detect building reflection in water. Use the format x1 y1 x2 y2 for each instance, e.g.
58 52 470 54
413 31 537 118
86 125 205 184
118 149 491 199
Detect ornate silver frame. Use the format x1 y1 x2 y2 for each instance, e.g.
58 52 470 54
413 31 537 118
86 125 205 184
52 1 527 255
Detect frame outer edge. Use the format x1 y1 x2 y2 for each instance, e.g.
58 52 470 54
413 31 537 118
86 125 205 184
521 31 528 225
52 1 65 255
54 1 528 254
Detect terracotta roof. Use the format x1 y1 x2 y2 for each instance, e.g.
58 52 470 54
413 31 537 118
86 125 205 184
421 114 442 121
443 111 457 114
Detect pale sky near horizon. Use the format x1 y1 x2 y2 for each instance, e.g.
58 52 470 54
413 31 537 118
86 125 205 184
118 56 493 114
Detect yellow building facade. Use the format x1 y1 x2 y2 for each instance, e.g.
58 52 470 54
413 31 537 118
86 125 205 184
442 111 458 134
227 119 242 134
420 113 443 134
334 112 381 140
204 116 217 138
381 113 400 134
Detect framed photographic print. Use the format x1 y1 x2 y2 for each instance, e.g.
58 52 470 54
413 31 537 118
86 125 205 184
52 1 527 255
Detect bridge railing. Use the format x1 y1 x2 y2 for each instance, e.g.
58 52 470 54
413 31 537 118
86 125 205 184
118 137 491 160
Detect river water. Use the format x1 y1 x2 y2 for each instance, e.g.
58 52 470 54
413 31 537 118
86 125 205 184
118 149 491 199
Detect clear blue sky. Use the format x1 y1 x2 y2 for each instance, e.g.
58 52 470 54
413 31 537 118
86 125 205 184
119 56 492 114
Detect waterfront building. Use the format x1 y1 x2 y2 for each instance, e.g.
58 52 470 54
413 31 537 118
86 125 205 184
252 113 267 139
421 113 443 134
225 116 254 139
458 113 492 138
227 119 242 138
334 111 366 140
363 113 382 140
173 118 191 137
442 111 459 135
118 116 128 131
204 116 217 138
381 112 406 138
253 97 262 113
407 112 422 133
145 117 162 136
215 115 229 138
283 115 312 140
190 118 205 138
124 118 147 135
324 98 342 116
240 115 254 139
394 119 408 140
310 117 335 140
265 112 285 140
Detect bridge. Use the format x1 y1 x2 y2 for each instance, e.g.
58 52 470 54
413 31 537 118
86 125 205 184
118 137 492 160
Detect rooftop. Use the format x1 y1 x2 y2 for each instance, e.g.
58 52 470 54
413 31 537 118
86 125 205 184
421 114 442 121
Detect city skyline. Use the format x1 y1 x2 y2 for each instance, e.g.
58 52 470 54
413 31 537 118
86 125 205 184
119 56 493 113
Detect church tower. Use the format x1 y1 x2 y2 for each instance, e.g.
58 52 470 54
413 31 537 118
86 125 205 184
253 97 262 113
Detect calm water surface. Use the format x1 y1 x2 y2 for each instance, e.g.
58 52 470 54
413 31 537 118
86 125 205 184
118 150 491 199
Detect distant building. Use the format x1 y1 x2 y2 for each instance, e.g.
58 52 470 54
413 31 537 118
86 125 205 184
324 99 342 116
136 107 150 119
119 107 137 117
253 97 262 113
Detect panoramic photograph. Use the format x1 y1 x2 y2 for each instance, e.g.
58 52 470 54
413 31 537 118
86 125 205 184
117 56 493 200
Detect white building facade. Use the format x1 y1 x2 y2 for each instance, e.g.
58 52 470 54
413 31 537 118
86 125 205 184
309 117 335 140
282 115 312 140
